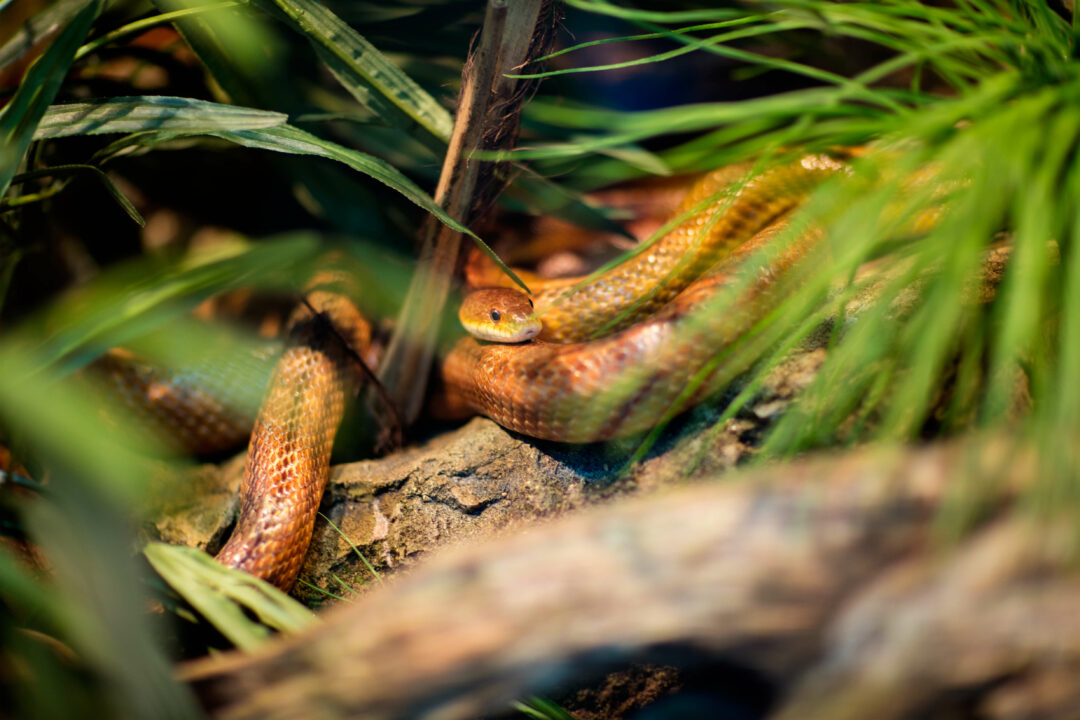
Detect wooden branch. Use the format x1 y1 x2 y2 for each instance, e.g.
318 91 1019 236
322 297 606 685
776 517 1080 720
180 436 1040 720
377 0 546 425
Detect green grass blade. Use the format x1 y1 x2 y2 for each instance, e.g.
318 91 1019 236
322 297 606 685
564 0 742 24
529 16 768 65
74 2 243 60
25 490 203 719
0 544 69 631
14 234 317 372
512 696 577 720
510 20 810 80
149 0 289 109
297 577 350 602
152 0 281 94
255 0 453 143
93 124 477 243
0 0 101 199
1047 153 1080 486
5 164 145 225
504 172 634 238
0 0 90 71
318 511 383 585
514 89 890 160
34 96 287 138
144 543 316 650
207 124 476 239
0 345 165 505
984 101 1077 420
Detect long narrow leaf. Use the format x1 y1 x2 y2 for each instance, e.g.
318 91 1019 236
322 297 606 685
255 0 453 143
145 544 315 650
208 124 477 238
35 96 287 139
0 0 90 71
0 0 101 198
73 2 243 60
4 164 145 225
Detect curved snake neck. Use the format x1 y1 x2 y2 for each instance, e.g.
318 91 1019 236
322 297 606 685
531 155 845 342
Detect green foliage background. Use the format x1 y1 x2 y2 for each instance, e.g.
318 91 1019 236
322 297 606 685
1 0 1079 717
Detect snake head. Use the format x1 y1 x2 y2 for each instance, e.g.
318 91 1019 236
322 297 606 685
459 288 542 343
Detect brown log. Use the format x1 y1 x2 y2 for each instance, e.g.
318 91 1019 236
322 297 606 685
775 517 1080 720
179 436 1037 720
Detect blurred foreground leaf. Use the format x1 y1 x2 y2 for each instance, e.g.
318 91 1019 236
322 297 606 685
145 543 316 650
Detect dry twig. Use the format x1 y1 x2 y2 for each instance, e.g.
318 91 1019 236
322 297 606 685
378 0 551 424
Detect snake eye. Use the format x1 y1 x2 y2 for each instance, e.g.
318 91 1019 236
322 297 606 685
490 309 501 323
527 298 534 309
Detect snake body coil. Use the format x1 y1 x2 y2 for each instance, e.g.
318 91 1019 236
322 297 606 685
215 283 369 588
213 283 369 588
227 155 843 584
109 155 847 587
528 155 844 342
446 154 847 441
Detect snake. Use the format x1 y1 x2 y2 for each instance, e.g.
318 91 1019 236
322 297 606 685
101 153 850 589
99 270 372 588
212 277 371 586
444 153 847 441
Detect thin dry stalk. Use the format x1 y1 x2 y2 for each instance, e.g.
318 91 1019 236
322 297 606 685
377 0 549 424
